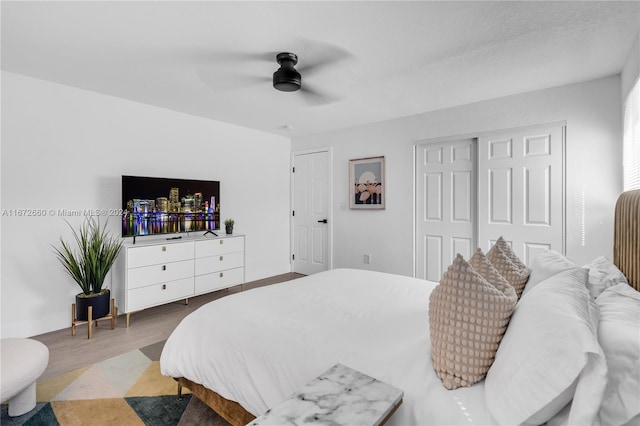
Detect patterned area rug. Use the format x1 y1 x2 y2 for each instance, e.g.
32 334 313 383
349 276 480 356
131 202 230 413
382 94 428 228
1 341 231 426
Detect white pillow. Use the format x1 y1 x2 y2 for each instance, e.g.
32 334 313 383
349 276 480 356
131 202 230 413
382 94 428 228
595 283 640 426
584 256 629 298
521 250 575 297
484 267 607 426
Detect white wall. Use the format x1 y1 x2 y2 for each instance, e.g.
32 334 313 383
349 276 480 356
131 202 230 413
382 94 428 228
293 76 623 276
622 34 639 100
1 72 292 338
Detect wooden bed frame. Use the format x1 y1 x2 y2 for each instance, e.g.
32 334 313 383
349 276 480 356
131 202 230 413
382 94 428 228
177 377 255 425
175 189 640 426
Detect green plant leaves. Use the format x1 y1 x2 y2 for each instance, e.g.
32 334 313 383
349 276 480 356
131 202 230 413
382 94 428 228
53 217 123 295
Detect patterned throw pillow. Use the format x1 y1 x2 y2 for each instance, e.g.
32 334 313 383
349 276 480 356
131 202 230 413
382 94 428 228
487 243 530 299
469 248 515 296
494 236 528 271
429 254 518 390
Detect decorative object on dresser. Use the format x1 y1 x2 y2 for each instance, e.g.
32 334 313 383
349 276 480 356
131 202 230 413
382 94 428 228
53 217 122 338
113 234 245 327
224 218 234 235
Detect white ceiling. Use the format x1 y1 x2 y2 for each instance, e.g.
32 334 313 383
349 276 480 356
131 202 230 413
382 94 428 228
2 1 639 137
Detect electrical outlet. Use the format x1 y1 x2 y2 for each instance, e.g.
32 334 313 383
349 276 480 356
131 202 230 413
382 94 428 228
364 254 372 264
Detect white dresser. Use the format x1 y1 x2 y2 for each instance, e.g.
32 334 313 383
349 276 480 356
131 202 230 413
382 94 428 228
113 234 245 326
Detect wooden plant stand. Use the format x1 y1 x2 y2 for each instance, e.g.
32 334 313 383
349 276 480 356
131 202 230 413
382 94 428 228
71 298 116 339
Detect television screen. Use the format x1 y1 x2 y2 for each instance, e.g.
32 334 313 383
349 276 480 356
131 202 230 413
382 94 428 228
121 175 220 238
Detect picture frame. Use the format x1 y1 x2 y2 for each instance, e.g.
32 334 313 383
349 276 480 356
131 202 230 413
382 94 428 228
349 156 385 209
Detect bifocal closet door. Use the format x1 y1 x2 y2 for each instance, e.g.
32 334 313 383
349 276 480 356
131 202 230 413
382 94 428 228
477 124 565 264
415 139 476 281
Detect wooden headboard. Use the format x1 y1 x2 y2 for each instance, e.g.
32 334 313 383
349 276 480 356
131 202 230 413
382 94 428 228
614 189 640 291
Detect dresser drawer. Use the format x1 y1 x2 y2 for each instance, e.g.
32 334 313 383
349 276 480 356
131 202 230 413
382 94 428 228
194 267 244 295
195 237 244 258
127 277 194 312
194 251 243 276
127 259 194 290
127 242 194 268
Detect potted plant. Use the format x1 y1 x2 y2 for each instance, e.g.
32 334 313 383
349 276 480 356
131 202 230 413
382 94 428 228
53 217 123 321
224 218 234 235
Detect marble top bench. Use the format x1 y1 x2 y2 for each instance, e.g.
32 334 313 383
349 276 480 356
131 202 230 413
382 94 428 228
248 363 403 426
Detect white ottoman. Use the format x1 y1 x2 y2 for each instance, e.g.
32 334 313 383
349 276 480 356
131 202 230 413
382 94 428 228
1 338 49 417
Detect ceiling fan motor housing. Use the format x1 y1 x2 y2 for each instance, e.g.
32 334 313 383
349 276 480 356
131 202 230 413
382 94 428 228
273 52 301 92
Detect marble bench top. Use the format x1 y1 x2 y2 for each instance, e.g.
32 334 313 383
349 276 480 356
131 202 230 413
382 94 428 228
248 363 404 426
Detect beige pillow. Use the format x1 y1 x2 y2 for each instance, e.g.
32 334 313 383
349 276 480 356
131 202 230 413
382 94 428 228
429 254 518 390
487 243 530 299
494 236 527 270
469 248 515 295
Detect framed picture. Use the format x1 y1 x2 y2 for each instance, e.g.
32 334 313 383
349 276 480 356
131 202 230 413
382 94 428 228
349 156 385 209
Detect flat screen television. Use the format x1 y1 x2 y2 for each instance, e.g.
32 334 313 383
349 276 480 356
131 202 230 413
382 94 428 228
121 175 220 238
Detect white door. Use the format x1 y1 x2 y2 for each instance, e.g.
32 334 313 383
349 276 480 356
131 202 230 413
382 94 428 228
292 150 331 275
478 124 565 264
415 139 476 281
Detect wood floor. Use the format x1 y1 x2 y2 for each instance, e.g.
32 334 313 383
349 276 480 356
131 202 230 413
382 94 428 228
33 273 304 381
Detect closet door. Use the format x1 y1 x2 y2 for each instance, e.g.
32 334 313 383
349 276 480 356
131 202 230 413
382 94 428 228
477 124 565 264
415 139 476 281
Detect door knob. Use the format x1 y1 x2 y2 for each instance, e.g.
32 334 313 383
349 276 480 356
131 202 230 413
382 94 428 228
317 219 328 223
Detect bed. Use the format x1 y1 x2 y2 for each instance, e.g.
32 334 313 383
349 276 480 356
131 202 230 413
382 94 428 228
160 189 640 426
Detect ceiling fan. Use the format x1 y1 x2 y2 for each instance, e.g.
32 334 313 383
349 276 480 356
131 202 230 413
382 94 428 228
270 49 350 105
273 52 302 92
194 41 354 105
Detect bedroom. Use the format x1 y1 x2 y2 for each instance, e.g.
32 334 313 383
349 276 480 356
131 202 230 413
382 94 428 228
1 1 639 424
1 0 637 337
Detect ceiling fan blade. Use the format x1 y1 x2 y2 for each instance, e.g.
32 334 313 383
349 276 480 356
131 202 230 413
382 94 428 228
152 46 274 65
296 43 354 77
212 51 276 63
299 83 340 105
197 67 271 91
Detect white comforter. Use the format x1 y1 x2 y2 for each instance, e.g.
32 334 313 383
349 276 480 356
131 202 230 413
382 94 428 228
160 268 494 425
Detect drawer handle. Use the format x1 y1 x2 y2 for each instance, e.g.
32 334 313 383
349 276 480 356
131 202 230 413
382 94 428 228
162 284 167 290
220 255 224 261
220 239 224 244
162 246 167 252
162 265 166 271
219 272 224 278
